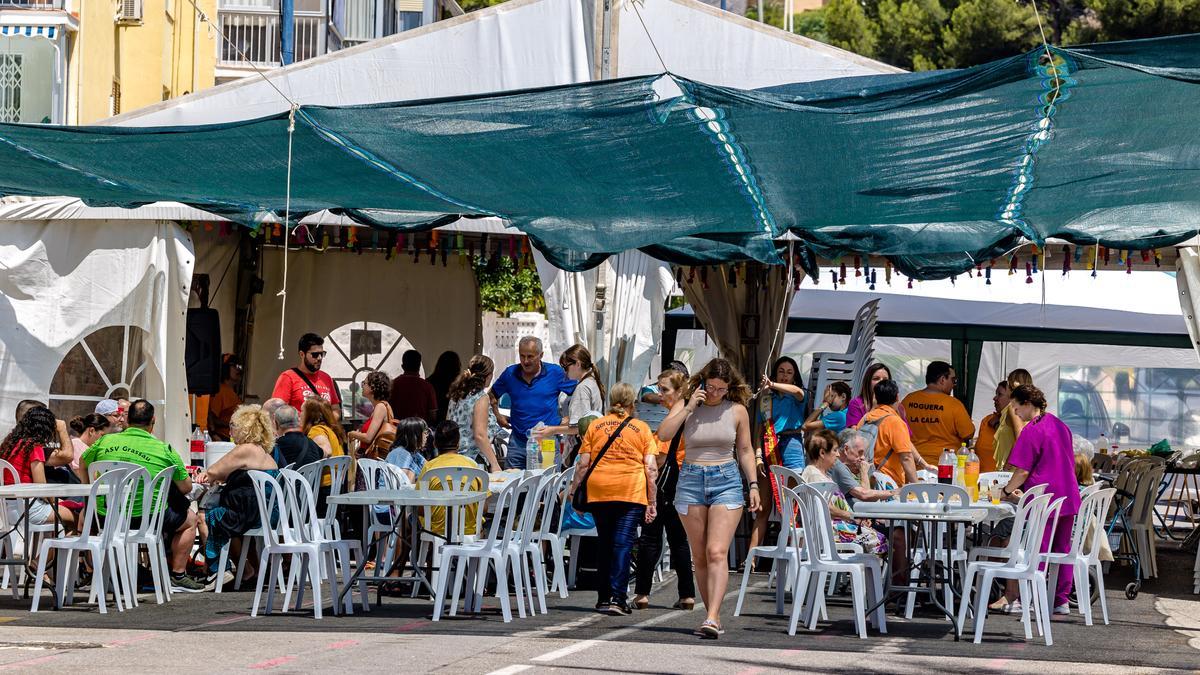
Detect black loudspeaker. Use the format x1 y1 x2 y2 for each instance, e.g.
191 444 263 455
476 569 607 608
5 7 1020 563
186 308 222 396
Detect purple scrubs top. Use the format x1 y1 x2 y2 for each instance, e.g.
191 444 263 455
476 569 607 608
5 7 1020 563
1006 412 1082 517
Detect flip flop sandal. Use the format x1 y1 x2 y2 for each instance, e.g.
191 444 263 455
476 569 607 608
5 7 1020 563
698 620 723 638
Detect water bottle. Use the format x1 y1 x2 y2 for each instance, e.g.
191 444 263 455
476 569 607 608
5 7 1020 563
954 450 967 489
938 448 954 485
1097 433 1110 455
527 423 545 470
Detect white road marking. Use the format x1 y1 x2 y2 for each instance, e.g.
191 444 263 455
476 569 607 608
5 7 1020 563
483 665 533 675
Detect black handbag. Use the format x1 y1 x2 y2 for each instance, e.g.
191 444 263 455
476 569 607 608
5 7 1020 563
571 417 633 514
655 427 684 495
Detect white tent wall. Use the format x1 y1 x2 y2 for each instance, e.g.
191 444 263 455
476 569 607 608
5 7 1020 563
245 246 480 408
614 0 902 84
0 219 193 453
103 0 592 127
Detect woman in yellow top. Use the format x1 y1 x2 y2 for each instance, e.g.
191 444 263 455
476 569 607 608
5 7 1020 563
569 382 658 615
302 397 347 495
992 368 1032 470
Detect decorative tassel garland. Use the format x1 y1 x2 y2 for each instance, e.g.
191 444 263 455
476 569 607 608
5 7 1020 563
1009 255 1018 275
854 255 862 277
830 269 838 289
728 265 738 288
687 266 697 284
700 266 710 290
1073 245 1083 263
1031 252 1039 275
1154 249 1163 267
885 261 893 286
985 264 992 285
1062 245 1070 275
907 276 913 289
839 261 847 285
1102 246 1111 265
869 269 877 290
1126 253 1133 274
1025 261 1033 284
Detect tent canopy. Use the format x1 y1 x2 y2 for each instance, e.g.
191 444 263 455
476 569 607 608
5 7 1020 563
1 34 1199 277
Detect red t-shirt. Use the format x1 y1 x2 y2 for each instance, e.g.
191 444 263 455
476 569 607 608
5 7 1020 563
3 442 45 483
390 374 437 423
272 368 342 411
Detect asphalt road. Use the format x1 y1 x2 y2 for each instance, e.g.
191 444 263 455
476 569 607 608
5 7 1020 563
0 548 1194 673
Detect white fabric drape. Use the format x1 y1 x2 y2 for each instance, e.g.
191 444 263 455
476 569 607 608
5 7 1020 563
534 250 672 391
1177 247 1200 358
0 219 193 452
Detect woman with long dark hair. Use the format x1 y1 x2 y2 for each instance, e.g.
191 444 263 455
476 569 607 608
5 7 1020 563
426 351 462 426
385 417 431 483
658 358 760 638
530 344 606 463
748 355 807 559
845 363 894 428
68 413 110 471
1 407 78 531
446 355 504 472
348 370 397 460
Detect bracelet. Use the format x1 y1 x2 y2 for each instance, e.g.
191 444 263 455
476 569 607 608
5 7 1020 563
748 482 759 488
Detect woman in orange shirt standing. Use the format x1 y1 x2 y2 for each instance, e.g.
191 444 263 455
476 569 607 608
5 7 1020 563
569 383 659 616
974 381 1010 473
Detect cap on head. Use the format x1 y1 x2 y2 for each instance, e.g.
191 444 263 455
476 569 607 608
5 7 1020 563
95 399 120 416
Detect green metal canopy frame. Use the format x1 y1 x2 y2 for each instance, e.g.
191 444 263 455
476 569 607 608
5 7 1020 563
1 34 1199 277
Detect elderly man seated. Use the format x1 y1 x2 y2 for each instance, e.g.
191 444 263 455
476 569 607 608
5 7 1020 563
827 428 897 508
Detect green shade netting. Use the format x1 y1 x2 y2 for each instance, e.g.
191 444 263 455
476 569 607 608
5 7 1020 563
1 34 1198 277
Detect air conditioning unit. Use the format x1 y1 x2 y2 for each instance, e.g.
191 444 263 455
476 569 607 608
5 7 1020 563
116 0 143 23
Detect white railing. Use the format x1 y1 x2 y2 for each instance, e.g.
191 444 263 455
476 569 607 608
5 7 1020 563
0 1 66 9
218 8 325 68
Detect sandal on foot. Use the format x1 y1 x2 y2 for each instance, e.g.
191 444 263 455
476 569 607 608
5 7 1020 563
697 620 723 638
633 595 649 610
674 598 695 610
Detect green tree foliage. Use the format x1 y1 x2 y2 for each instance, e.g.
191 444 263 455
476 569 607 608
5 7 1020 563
942 0 1040 67
458 0 508 11
473 255 546 316
825 0 880 57
747 0 1196 70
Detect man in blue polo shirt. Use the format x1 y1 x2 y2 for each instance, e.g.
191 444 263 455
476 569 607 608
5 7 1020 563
490 336 577 469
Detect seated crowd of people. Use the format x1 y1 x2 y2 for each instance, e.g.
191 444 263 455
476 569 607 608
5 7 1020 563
0 331 1098 633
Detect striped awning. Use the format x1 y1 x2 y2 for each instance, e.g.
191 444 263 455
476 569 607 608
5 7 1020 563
0 25 57 39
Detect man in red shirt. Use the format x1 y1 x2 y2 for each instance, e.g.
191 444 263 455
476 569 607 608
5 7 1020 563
272 333 342 414
390 349 437 425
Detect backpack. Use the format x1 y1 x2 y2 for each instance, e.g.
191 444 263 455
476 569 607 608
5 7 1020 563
858 415 885 466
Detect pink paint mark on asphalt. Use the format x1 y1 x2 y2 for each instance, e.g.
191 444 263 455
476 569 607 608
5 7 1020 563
987 658 1012 668
736 667 766 675
0 654 62 670
249 655 298 670
201 615 253 628
389 620 428 633
326 639 359 650
106 633 158 647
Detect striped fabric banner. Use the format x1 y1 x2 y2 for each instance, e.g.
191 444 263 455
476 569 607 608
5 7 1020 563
0 25 57 39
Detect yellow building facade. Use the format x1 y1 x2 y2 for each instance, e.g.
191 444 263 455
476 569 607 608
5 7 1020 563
71 0 217 123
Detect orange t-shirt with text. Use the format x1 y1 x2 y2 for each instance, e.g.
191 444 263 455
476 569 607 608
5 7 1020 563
580 414 655 506
858 405 915 487
901 390 975 465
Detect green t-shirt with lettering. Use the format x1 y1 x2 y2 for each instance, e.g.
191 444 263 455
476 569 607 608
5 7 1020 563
81 427 187 516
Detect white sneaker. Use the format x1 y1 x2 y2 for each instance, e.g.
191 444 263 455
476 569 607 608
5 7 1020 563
1054 603 1070 615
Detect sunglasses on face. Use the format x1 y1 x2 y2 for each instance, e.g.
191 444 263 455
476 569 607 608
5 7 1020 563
308 351 327 359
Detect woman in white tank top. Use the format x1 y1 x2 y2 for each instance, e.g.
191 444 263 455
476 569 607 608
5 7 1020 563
658 358 760 639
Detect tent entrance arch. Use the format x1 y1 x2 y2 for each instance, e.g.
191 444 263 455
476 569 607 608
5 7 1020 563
48 325 162 421
322 319 418 424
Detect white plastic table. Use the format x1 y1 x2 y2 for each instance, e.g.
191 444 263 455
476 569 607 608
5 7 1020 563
329 489 486 604
0 482 110 603
853 503 990 640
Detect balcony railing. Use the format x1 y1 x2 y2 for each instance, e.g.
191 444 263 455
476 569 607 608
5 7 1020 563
218 8 325 68
0 1 66 9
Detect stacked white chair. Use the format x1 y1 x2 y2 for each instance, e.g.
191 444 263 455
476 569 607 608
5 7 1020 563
1042 487 1116 626
900 483 970 619
120 466 177 606
806 299 880 407
31 467 135 614
432 476 533 622
297 456 352 540
958 493 1063 645
788 483 887 638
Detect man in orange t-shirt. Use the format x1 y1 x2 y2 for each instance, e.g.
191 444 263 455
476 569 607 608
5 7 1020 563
857 379 918 487
901 361 975 466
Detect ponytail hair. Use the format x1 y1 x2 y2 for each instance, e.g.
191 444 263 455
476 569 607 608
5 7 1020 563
448 355 495 402
607 383 637 418
561 344 606 404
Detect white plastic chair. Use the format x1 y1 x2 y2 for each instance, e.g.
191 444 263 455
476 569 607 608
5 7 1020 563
121 466 178 606
899 483 969 620
958 493 1063 645
278 468 368 616
414 465 490 595
513 471 558 615
1042 487 1116 626
297 456 352 540
735 480 804 617
0 458 55 597
788 483 887 638
533 467 578 598
539 466 596 590
31 468 134 614
248 470 337 619
970 484 1047 562
431 476 530 622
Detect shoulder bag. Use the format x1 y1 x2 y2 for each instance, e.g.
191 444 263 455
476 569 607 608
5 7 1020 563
571 417 634 514
655 427 684 494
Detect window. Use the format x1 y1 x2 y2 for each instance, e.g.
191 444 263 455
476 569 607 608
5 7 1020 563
0 54 22 123
49 326 160 422
111 80 121 116
321 320 419 422
398 10 421 31
1058 366 1200 448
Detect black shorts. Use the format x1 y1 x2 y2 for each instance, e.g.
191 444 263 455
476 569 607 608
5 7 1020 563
160 501 189 535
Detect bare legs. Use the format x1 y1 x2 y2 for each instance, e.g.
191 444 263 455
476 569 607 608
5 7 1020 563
680 504 744 627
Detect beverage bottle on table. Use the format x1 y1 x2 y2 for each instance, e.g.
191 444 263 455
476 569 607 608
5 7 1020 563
1097 433 1109 455
954 443 968 487
527 423 545 470
190 427 205 464
938 448 954 484
965 447 980 501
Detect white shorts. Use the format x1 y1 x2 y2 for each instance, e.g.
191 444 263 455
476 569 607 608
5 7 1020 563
5 499 54 526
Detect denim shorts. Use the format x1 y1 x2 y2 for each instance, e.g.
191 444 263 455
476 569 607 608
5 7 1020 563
674 461 745 514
